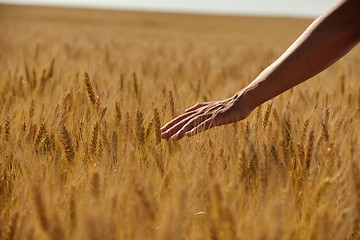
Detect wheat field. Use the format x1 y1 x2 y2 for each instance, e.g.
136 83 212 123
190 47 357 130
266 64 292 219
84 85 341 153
1 4 360 240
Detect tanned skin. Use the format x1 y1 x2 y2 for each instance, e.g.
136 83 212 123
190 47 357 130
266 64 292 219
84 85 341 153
161 0 360 141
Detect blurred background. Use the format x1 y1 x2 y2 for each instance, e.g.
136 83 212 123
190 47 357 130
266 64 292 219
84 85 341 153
1 0 338 17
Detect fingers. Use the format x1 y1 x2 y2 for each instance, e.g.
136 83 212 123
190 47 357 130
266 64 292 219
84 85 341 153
161 102 212 139
160 110 197 133
161 113 198 139
160 95 246 141
161 102 209 133
185 117 216 137
168 114 213 141
185 102 207 113
160 100 231 140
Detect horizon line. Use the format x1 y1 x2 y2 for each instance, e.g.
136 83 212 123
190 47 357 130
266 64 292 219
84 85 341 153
0 1 321 19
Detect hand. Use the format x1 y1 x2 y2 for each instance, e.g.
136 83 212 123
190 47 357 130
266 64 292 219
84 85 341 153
161 93 252 141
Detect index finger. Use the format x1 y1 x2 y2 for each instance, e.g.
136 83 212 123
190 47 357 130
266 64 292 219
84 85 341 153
161 110 197 133
185 102 208 113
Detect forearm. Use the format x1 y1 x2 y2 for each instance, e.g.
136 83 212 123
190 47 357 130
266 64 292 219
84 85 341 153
242 0 360 111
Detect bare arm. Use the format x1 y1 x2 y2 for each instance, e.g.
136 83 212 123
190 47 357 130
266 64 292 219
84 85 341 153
161 0 360 141
243 0 360 110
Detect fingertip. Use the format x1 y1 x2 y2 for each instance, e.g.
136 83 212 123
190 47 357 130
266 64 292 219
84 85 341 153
170 132 186 141
186 130 196 137
184 103 205 113
170 135 178 141
161 131 169 139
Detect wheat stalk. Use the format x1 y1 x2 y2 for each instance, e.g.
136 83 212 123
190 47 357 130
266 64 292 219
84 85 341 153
84 72 96 106
60 122 75 164
34 121 47 150
4 116 10 141
115 101 122 126
263 101 273 129
168 91 175 118
321 106 330 142
136 110 145 145
90 121 100 157
305 130 315 171
153 107 161 145
133 72 138 98
111 130 118 164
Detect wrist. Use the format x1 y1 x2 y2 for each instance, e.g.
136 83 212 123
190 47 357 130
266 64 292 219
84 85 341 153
240 69 275 112
239 87 258 114
233 90 255 119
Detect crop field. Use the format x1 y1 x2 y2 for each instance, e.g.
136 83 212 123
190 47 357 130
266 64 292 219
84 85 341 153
1 4 360 240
